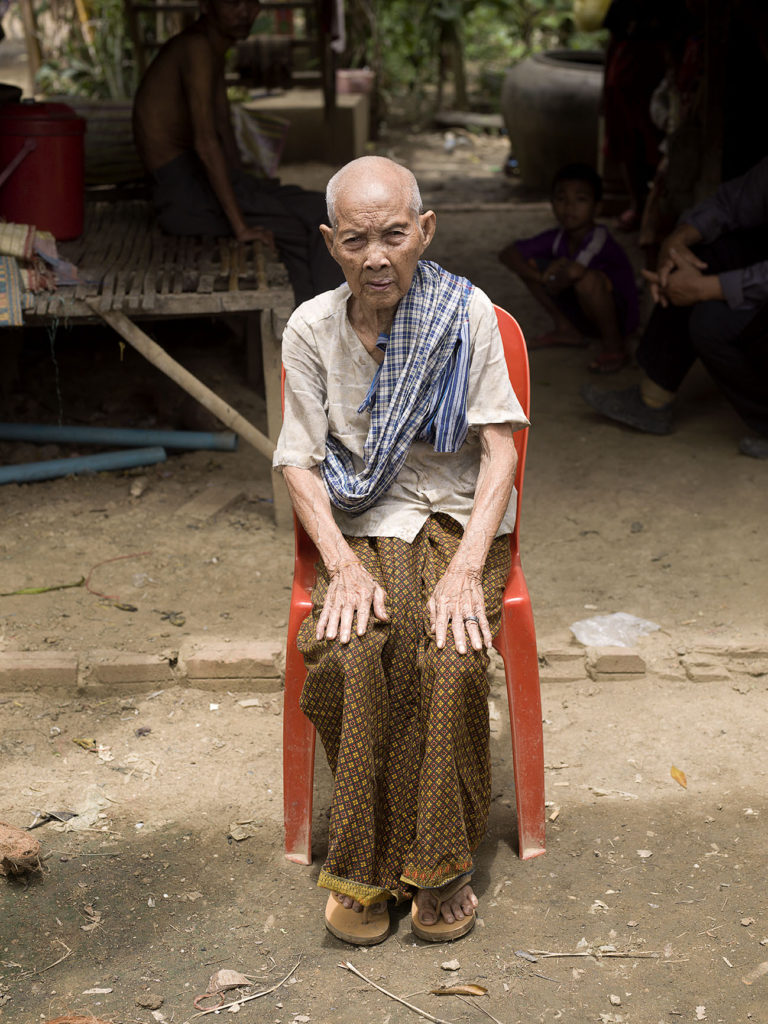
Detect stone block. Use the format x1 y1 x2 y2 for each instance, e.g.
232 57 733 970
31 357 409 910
537 648 587 683
586 647 646 678
0 651 78 691
178 638 284 691
86 650 175 689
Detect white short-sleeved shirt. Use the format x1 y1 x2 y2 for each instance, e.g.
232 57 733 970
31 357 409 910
274 280 529 542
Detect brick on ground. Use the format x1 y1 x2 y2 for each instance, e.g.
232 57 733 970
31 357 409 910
85 650 175 690
586 646 646 680
538 647 587 683
178 638 284 691
0 651 78 691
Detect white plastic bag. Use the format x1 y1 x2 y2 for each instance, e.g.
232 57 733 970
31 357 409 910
570 612 660 648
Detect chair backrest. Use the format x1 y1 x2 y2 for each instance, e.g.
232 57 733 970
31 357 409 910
282 303 531 569
491 304 531 541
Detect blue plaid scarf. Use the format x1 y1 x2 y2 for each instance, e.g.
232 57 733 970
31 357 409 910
321 260 474 515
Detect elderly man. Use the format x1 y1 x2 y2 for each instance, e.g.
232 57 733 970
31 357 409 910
582 156 768 457
132 0 342 304
274 156 529 945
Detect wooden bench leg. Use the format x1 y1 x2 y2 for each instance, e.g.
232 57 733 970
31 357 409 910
260 308 293 530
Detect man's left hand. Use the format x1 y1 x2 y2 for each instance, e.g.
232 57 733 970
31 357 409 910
643 248 723 307
428 567 492 655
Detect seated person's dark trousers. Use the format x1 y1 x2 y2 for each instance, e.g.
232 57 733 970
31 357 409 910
151 153 343 304
637 229 768 436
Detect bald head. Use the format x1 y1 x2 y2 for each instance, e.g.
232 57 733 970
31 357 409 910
325 156 423 230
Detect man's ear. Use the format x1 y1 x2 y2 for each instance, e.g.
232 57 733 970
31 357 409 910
419 210 436 251
319 223 335 255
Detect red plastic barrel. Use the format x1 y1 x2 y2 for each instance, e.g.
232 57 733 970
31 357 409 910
0 101 86 240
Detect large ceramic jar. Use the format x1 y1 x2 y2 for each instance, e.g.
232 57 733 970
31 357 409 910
501 49 605 191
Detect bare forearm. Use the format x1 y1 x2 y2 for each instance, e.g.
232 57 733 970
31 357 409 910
195 134 248 237
450 424 518 574
499 243 541 285
282 464 388 641
282 465 360 572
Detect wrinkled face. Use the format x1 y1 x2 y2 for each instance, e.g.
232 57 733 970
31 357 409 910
203 0 261 41
551 179 598 232
321 178 436 317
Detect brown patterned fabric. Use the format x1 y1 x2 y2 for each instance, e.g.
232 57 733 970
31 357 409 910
297 513 510 906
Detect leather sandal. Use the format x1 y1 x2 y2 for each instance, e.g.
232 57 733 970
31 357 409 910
411 873 476 943
324 892 390 946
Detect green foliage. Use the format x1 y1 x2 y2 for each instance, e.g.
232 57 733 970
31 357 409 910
35 0 138 99
346 0 607 112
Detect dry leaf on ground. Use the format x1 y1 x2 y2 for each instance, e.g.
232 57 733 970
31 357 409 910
208 968 254 992
430 984 487 996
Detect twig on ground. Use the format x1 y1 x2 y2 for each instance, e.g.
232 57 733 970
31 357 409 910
190 958 301 1018
528 949 660 959
338 961 456 1024
24 939 72 976
455 993 506 1023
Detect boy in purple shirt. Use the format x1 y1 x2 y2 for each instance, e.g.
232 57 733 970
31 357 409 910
499 163 639 373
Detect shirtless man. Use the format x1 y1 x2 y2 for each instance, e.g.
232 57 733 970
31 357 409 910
133 0 342 304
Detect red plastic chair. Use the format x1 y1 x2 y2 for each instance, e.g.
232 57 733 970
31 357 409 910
282 304 546 865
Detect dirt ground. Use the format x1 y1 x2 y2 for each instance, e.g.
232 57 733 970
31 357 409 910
1 130 767 1024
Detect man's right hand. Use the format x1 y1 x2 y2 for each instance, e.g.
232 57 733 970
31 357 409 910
236 224 276 249
317 560 388 644
650 225 706 304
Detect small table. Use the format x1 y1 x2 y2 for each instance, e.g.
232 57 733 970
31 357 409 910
24 200 296 526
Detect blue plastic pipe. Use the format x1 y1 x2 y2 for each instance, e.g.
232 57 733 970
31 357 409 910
0 423 237 451
0 447 167 485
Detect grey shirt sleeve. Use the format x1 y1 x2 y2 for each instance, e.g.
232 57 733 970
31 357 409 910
681 157 768 309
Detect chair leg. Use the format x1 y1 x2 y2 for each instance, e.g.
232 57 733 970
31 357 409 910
283 643 316 865
496 599 546 860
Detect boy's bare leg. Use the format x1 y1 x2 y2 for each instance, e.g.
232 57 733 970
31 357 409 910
521 277 585 349
573 269 628 370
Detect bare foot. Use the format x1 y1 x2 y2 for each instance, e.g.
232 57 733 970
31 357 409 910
332 892 387 915
414 881 478 926
528 329 586 350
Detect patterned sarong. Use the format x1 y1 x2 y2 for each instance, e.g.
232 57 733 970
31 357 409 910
297 513 510 906
321 261 474 516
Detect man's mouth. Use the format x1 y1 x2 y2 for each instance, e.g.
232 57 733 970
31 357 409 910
366 279 393 290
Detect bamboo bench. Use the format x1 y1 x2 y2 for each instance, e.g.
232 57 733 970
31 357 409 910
24 199 296 526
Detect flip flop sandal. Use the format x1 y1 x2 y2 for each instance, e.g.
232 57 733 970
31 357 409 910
324 893 390 946
411 873 476 943
588 351 631 374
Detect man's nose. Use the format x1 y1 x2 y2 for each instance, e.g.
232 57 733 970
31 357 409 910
363 242 389 268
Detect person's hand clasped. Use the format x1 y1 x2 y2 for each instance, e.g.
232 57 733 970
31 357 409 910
645 241 708 306
542 257 581 295
428 567 491 655
317 560 388 644
642 247 717 308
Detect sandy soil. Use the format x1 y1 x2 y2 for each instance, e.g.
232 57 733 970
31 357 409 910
1 130 767 1024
